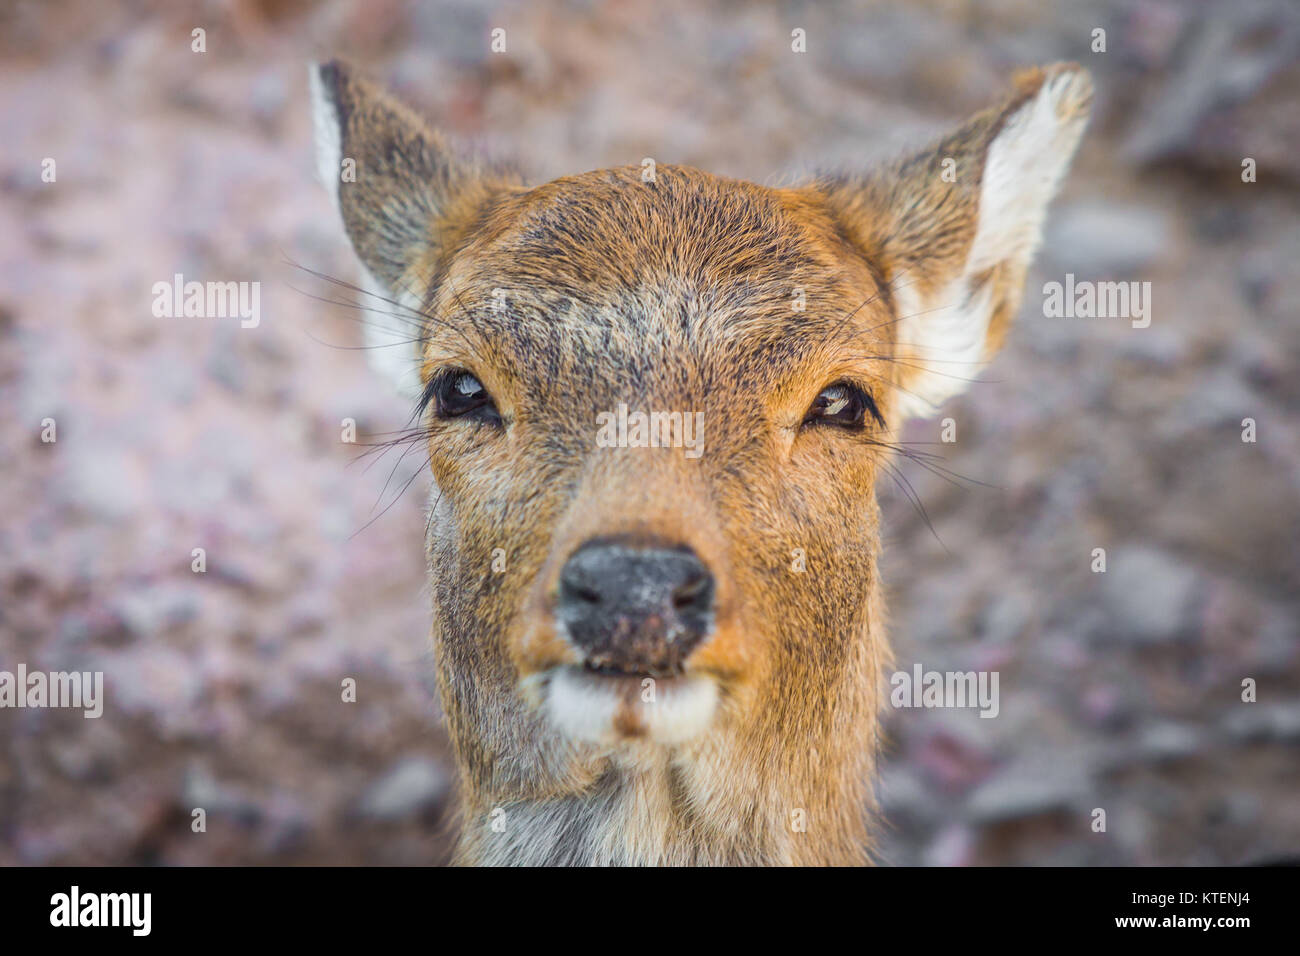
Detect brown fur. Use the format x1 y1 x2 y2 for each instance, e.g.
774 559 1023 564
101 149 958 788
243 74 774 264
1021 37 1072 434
310 60 1092 865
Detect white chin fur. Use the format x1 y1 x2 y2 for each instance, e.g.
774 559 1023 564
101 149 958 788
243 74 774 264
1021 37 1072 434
542 667 718 746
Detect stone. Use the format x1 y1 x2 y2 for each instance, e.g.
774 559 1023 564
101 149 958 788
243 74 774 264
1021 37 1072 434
1096 547 1200 645
356 757 449 822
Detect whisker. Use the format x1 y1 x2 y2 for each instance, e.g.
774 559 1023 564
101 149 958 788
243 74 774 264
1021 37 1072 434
349 458 433 541
876 455 949 555
281 252 432 328
369 430 431 516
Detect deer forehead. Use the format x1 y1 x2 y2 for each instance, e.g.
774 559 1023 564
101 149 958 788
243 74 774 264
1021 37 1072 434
417 167 891 390
312 58 1092 419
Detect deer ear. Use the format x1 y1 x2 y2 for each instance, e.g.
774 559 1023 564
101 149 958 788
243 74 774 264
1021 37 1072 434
309 60 517 396
820 63 1093 420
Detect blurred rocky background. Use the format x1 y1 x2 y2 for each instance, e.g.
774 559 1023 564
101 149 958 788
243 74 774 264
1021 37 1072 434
0 0 1296 865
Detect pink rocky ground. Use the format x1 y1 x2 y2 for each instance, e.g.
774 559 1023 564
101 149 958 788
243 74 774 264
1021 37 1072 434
1 0 1297 864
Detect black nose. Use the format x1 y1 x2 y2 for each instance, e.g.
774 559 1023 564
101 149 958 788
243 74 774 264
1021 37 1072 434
556 540 716 676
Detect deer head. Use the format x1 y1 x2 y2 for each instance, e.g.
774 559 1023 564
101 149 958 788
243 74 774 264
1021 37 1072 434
310 60 1092 864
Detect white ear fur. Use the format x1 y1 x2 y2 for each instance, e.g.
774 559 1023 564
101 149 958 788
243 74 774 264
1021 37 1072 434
893 68 1092 420
969 68 1093 275
891 278 995 421
308 63 343 212
308 63 424 400
352 276 427 401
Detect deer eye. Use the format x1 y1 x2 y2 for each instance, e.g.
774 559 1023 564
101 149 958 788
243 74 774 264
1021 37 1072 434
802 382 885 430
427 369 501 424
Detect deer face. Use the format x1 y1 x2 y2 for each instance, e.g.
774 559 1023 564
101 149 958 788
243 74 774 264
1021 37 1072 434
310 61 1090 824
413 166 904 754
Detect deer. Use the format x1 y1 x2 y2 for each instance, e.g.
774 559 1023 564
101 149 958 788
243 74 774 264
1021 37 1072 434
308 59 1092 865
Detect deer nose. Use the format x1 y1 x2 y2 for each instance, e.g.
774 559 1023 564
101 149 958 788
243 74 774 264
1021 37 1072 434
556 541 716 676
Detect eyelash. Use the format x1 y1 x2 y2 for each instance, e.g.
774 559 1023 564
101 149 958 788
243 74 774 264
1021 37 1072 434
419 371 884 433
858 386 887 428
802 380 886 431
421 369 502 424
